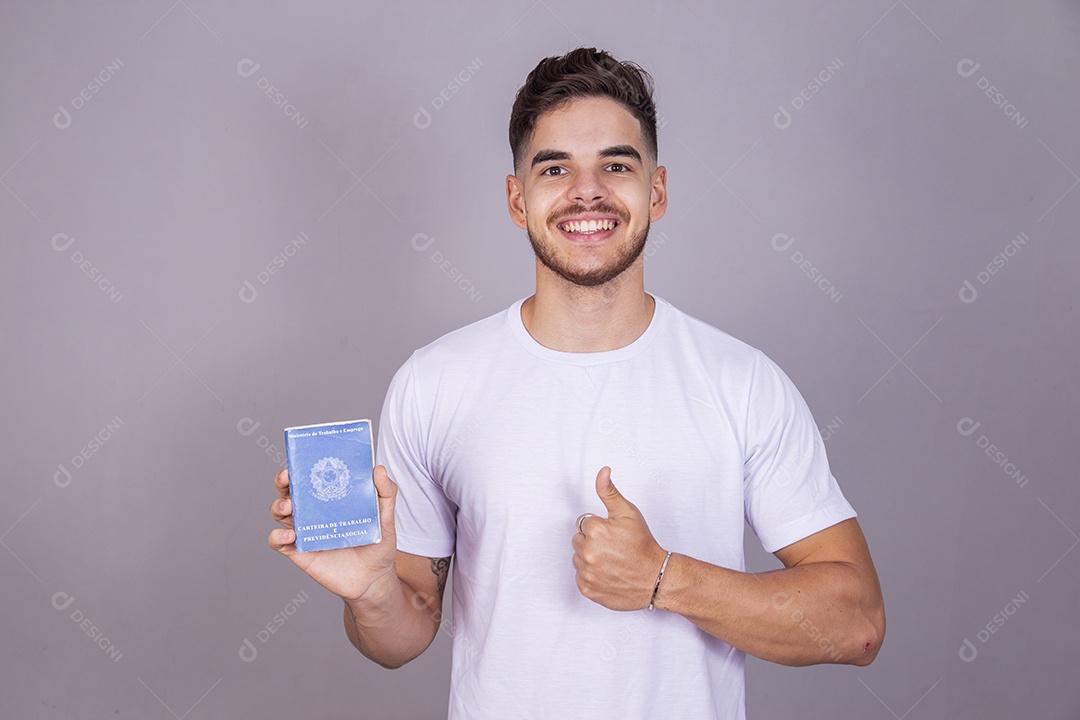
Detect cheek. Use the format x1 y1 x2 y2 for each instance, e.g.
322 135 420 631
622 199 651 225
612 184 648 211
525 194 559 224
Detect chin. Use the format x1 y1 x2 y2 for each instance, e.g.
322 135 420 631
527 222 649 288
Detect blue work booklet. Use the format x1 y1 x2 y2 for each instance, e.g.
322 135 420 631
283 419 381 552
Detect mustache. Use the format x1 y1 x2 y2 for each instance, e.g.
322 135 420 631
548 203 629 225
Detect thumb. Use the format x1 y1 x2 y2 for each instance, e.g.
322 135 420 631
595 466 637 517
373 465 398 544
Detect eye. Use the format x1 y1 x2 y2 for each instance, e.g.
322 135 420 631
541 166 565 177
606 163 629 172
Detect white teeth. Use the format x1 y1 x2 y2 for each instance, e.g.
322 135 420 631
561 219 616 233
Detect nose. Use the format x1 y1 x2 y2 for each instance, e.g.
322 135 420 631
567 167 608 205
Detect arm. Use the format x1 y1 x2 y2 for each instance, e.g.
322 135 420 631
668 350 884 665
269 465 451 670
651 517 885 666
574 469 885 667
341 551 451 669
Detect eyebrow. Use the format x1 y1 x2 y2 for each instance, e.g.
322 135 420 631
530 144 643 169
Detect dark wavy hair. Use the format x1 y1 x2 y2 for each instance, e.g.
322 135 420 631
509 47 658 173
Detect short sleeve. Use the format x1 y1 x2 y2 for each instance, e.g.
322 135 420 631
376 355 457 558
743 351 856 553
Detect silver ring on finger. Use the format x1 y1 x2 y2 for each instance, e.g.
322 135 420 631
577 512 596 535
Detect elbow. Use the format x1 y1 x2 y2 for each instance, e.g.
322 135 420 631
849 637 881 667
843 561 886 667
359 645 417 670
347 634 418 671
849 603 886 667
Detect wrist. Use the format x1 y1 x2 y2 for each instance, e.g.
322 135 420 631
648 550 674 611
344 568 401 617
650 551 680 612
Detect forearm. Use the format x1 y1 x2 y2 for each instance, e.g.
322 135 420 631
341 573 442 669
652 554 884 666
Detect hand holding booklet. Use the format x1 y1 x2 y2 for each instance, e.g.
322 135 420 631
283 419 382 552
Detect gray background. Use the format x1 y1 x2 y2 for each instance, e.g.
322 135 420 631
3 0 1077 718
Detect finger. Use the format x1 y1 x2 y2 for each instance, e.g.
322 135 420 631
576 512 601 537
595 466 635 517
573 563 593 599
571 531 584 554
270 497 293 528
268 527 297 556
275 469 291 499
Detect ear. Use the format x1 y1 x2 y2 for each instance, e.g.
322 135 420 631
506 173 528 230
649 164 668 223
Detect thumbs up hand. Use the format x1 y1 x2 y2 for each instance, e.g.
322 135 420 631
572 467 669 611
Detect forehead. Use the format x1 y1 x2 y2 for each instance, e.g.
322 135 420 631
529 96 645 155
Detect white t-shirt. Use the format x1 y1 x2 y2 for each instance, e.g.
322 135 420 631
377 296 856 720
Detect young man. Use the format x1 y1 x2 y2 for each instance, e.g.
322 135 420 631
270 47 885 718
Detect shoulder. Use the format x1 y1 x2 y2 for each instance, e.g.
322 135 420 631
654 298 811 412
383 305 516 412
656 297 768 373
411 305 513 362
394 303 521 389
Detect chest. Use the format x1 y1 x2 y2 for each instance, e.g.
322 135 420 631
426 361 748 562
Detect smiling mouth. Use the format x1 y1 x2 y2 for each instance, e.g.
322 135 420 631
557 218 620 235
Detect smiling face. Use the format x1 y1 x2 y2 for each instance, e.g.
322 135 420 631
506 96 667 289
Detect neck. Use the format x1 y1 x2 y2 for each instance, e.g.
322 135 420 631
520 261 655 352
